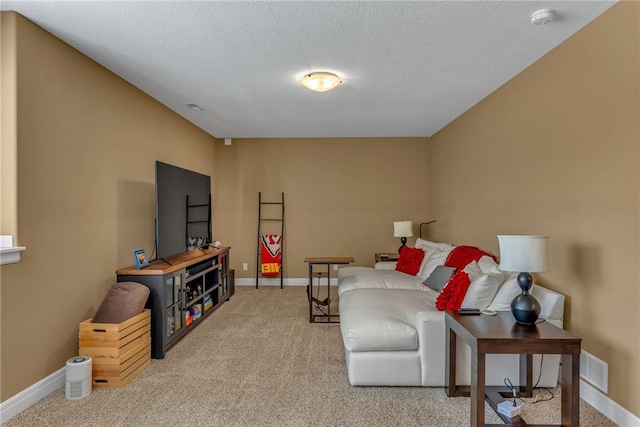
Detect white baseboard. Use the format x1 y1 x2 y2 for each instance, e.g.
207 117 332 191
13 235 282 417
236 277 338 287
580 378 640 426
0 367 65 424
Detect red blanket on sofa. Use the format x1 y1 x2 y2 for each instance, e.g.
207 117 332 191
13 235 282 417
435 246 497 311
444 245 497 269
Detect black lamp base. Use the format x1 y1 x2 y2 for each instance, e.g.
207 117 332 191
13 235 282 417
398 237 407 254
510 272 541 325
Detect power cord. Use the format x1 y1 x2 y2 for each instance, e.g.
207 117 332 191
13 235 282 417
519 387 555 404
504 378 518 407
314 280 329 315
533 354 544 388
149 239 157 262
504 354 555 406
498 378 522 418
308 274 329 315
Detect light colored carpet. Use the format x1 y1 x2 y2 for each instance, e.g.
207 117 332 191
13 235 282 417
3 287 615 426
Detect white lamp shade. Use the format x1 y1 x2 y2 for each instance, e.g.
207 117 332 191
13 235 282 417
497 235 549 273
393 221 413 238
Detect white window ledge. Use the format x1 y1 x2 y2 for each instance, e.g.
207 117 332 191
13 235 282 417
0 235 26 265
0 246 26 265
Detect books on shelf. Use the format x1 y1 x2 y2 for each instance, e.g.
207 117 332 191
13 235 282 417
204 294 213 311
189 304 202 321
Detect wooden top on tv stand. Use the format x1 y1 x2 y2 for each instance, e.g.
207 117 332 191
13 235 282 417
116 246 230 276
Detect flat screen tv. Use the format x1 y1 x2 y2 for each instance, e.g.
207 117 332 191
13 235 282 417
155 161 211 259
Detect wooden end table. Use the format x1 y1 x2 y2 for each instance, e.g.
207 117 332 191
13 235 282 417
445 311 581 426
304 257 354 323
374 252 399 263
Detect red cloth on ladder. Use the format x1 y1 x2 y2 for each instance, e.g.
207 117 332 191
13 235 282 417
260 235 281 276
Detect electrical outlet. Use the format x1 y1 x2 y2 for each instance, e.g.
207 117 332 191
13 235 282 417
242 262 248 271
333 264 339 271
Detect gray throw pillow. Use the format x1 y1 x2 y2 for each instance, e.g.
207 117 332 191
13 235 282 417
423 265 457 292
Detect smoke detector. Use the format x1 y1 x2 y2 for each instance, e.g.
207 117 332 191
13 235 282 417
531 9 554 25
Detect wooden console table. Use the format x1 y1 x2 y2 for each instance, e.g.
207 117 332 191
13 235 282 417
445 311 581 426
304 257 354 323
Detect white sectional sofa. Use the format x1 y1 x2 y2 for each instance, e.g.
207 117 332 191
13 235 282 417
337 239 565 388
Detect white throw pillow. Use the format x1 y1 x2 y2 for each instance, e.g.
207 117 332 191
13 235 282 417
486 273 535 311
415 237 455 251
462 260 483 282
414 238 430 249
461 271 505 309
418 245 455 281
477 255 501 274
416 246 439 279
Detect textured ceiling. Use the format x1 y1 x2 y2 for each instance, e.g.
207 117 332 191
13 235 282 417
1 1 616 138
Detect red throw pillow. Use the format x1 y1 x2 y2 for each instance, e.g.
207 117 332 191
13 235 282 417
435 270 471 311
395 247 425 276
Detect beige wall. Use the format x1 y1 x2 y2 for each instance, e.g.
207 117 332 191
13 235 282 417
0 13 216 401
1 13 18 237
427 2 639 416
2 2 638 419
214 137 430 278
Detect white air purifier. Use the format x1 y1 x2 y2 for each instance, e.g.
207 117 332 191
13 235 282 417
65 355 92 400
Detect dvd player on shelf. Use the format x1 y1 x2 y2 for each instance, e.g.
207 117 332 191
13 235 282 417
186 258 216 278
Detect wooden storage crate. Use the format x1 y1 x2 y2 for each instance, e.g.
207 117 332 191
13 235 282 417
79 309 151 388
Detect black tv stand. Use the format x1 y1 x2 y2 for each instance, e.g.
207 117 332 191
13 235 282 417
117 246 233 359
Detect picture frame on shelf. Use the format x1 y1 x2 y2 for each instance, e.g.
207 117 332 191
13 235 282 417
133 249 149 270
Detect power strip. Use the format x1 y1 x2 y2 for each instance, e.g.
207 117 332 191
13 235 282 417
497 400 522 418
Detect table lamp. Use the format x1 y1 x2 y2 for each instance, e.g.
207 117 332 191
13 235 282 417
393 221 413 253
497 235 549 325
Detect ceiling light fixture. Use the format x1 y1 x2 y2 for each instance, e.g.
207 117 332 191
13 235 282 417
301 72 342 92
531 9 554 25
186 103 203 111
